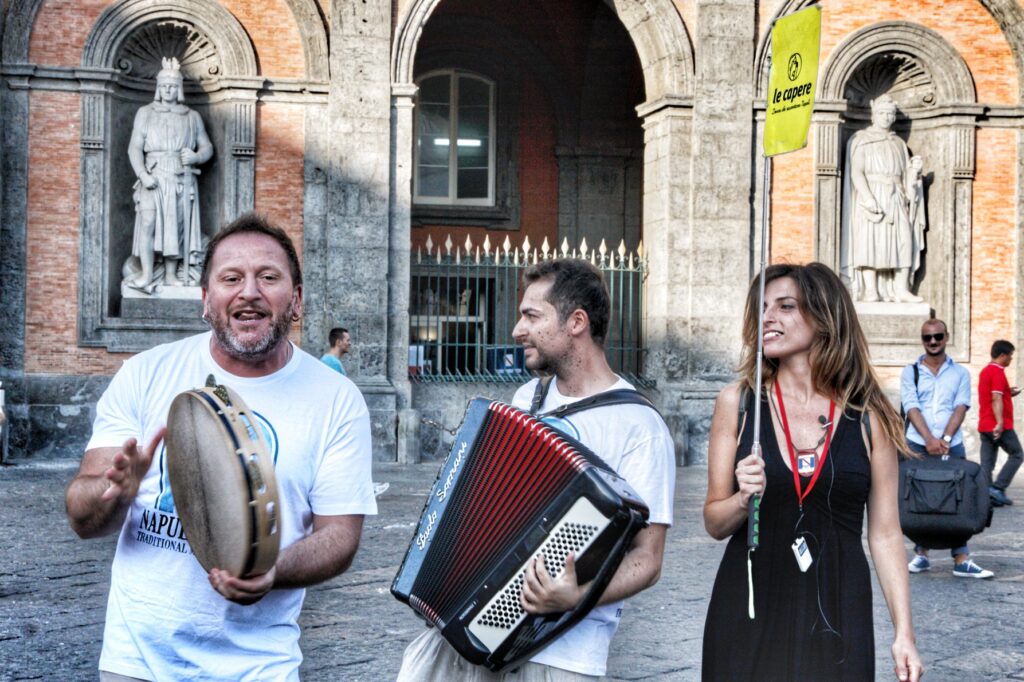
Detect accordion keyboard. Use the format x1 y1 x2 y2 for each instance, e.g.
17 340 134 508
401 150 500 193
468 496 609 652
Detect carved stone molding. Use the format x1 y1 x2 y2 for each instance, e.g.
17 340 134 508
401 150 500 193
83 0 256 78
820 22 975 107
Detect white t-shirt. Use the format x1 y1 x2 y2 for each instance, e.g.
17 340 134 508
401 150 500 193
88 332 377 681
511 376 676 677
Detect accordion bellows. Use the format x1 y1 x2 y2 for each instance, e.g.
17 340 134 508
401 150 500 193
392 398 649 672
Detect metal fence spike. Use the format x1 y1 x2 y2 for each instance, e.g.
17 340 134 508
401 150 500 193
444 234 453 255
425 235 434 254
541 236 550 258
483 234 492 256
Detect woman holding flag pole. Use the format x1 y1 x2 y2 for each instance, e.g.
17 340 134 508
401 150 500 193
701 263 922 680
700 7 921 681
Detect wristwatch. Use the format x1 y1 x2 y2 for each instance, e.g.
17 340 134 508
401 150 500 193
941 434 953 444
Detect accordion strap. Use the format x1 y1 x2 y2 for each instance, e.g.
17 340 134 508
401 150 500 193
530 376 661 419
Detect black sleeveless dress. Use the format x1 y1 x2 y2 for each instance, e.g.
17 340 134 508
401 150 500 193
702 392 875 680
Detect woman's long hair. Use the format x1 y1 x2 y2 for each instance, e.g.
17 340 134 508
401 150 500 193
738 262 906 452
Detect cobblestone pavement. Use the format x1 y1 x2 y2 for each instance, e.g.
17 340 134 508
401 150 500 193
1 460 1022 681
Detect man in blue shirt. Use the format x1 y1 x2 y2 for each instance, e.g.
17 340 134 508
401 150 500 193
321 327 351 376
901 318 993 578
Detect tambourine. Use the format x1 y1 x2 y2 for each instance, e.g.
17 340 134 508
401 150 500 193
165 376 280 578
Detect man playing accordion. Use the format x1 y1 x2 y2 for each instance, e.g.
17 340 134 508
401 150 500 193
398 258 676 681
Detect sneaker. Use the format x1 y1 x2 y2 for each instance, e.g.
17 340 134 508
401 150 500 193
953 559 994 579
989 487 1014 507
907 555 930 573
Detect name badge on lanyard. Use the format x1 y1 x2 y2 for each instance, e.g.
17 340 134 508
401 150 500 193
797 453 816 476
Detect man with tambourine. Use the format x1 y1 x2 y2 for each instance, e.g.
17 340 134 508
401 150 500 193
66 213 377 681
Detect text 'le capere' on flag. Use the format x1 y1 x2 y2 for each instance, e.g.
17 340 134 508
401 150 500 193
763 5 821 158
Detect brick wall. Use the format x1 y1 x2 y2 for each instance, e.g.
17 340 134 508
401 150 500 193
970 127 1018 367
29 0 306 78
23 91 131 374
254 102 307 345
221 0 306 78
769 144 816 265
27 0 107 66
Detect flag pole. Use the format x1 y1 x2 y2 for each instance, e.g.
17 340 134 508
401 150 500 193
746 3 820 620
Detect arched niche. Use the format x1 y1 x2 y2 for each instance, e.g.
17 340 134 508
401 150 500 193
816 22 978 364
78 0 260 352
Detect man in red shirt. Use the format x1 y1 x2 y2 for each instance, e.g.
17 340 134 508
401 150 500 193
978 339 1022 506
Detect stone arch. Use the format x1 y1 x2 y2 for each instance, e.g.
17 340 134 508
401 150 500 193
4 0 326 80
754 0 1023 101
820 22 975 104
1 0 42 62
282 0 329 81
392 0 694 101
82 0 256 76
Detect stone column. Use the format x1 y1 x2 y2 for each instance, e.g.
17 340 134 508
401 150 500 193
813 113 843 268
641 0 755 464
390 86 419 463
686 0 755 377
328 0 396 459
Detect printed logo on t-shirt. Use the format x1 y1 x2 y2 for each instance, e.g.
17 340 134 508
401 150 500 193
140 411 279 555
540 415 581 441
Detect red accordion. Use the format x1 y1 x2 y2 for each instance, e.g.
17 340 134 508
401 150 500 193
392 398 649 672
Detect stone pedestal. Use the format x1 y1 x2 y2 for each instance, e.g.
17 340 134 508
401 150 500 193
855 300 933 364
120 284 203 320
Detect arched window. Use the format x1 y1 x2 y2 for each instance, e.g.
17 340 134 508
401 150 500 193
414 70 495 206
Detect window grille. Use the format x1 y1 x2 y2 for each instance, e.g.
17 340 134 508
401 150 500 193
408 234 651 386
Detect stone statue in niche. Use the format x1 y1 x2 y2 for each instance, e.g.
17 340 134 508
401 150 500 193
843 94 926 303
122 57 213 294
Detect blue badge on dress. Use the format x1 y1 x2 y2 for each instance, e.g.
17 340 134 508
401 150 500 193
797 453 816 476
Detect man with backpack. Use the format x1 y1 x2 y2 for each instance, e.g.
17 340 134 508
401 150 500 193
901 319 994 578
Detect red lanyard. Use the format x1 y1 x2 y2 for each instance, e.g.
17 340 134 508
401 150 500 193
774 382 836 508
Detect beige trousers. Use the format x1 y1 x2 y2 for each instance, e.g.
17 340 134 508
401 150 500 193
396 628 600 682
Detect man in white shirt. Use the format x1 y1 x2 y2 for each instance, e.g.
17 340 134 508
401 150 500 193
398 258 675 681
66 213 376 681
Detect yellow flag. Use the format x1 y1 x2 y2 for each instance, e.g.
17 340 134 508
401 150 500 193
763 6 821 157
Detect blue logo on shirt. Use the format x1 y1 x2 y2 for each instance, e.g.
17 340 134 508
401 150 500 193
155 410 278 514
540 415 580 440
